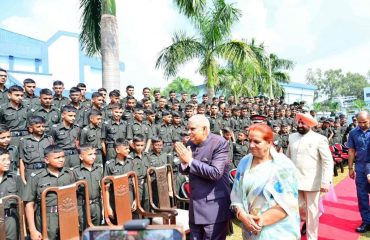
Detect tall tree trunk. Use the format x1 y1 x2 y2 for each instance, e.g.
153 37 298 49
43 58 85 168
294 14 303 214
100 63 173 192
207 87 215 98
101 14 120 94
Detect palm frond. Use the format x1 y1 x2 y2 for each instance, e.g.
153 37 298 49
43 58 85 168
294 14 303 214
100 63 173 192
173 0 206 18
216 40 257 66
202 0 241 46
79 0 102 56
155 32 205 79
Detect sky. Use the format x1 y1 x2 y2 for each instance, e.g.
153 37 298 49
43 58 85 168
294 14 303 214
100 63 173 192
1 0 370 92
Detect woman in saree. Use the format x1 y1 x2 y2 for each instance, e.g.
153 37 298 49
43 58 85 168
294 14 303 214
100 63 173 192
230 123 300 239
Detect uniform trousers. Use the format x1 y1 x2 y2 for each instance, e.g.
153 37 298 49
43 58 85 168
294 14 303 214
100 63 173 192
189 221 228 240
299 190 320 240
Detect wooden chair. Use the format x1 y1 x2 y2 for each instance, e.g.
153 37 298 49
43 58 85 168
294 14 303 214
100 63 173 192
41 180 93 240
101 171 173 226
147 164 189 233
0 195 25 240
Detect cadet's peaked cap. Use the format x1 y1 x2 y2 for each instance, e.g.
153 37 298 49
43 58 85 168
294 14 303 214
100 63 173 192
295 112 318 128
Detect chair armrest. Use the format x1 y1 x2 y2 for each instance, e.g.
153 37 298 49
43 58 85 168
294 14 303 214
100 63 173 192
176 194 189 203
152 207 179 216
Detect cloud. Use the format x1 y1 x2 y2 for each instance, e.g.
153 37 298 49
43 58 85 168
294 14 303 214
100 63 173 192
1 0 80 41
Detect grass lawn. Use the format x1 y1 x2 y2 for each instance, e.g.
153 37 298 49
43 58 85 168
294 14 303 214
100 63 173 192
227 166 370 240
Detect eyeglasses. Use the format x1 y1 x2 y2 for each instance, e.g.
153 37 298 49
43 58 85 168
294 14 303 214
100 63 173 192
0 75 7 77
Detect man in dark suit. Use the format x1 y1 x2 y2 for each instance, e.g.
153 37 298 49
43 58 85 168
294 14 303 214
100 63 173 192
175 114 231 240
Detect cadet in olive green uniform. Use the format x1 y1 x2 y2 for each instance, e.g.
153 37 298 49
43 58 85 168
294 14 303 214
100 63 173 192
332 121 343 144
208 104 223 135
155 111 175 153
77 83 91 109
231 107 243 135
222 128 235 169
29 88 60 134
103 90 121 121
220 108 234 130
82 92 106 127
182 105 194 128
79 109 105 165
144 109 157 137
102 104 127 161
129 134 150 211
120 85 135 107
0 68 8 105
50 106 80 168
72 144 103 229
122 96 136 124
127 108 152 153
22 78 40 109
233 131 249 168
103 139 132 222
148 137 171 206
279 124 290 153
19 116 53 183
0 149 24 240
171 111 184 140
0 85 29 147
0 125 19 172
240 107 251 129
147 137 168 167
67 87 86 127
167 136 187 197
23 145 75 240
52 80 70 110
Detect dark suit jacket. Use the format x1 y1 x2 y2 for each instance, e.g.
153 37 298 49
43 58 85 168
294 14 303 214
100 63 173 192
179 133 231 224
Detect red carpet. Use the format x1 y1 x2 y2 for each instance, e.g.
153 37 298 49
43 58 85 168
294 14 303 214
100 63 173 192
302 177 362 240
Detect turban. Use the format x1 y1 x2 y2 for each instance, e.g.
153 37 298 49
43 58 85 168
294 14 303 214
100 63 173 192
295 112 318 128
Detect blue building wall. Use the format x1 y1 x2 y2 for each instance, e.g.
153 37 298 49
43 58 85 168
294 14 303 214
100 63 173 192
0 28 125 95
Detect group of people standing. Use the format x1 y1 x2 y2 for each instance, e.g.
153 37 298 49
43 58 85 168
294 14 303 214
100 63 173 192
0 66 367 240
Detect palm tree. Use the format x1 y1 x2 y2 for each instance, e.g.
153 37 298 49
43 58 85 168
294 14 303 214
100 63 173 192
163 77 199 97
79 0 120 94
217 62 260 102
156 0 256 98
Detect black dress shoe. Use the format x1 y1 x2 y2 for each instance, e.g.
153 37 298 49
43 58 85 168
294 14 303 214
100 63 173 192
301 222 306 235
356 223 370 233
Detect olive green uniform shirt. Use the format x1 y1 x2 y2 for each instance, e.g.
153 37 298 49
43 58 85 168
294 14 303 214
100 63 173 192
22 167 75 240
0 171 24 240
29 106 60 133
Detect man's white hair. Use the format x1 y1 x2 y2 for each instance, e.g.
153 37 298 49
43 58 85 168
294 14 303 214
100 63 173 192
189 114 210 130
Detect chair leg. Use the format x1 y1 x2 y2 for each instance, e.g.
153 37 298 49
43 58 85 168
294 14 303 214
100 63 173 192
340 161 344 173
333 164 338 177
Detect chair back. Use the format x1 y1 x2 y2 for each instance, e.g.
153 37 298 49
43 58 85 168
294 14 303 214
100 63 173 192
147 165 175 209
41 180 92 240
101 171 139 225
0 195 25 240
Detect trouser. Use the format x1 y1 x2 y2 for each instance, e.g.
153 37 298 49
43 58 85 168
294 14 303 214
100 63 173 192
5 209 19 240
189 221 228 240
36 210 59 240
355 165 370 224
78 201 102 231
64 153 80 168
105 146 116 162
299 190 320 240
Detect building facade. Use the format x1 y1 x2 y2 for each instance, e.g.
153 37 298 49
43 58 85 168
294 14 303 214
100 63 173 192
0 28 124 94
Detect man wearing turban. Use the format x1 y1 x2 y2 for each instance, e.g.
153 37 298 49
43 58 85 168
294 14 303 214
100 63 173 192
286 112 333 240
